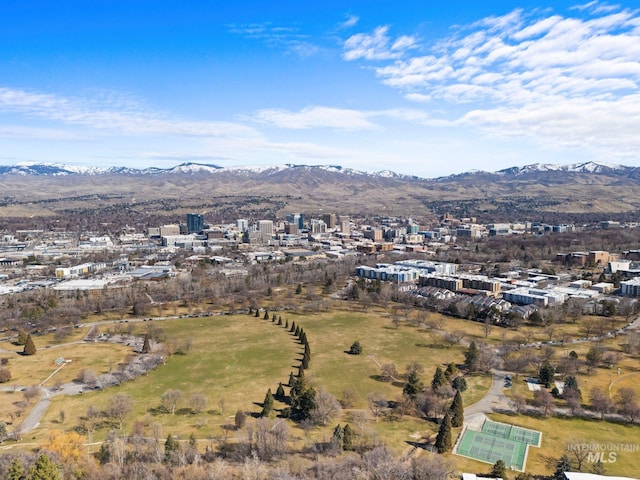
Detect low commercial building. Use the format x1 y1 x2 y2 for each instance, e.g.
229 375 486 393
621 277 640 296
355 264 420 283
503 287 566 307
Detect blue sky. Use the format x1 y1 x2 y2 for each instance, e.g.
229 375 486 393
1 0 639 177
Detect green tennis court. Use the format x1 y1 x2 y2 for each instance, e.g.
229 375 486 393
454 419 541 472
482 419 541 447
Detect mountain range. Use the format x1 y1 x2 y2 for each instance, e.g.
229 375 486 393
1 161 639 220
0 160 636 180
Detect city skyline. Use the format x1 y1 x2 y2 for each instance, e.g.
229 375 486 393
1 0 639 177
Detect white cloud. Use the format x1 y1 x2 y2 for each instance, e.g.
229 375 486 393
0 87 259 138
343 26 416 61
251 106 378 130
343 4 640 159
339 15 359 29
227 22 319 58
250 105 446 130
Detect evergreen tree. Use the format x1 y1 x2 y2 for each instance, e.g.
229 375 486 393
349 341 362 355
7 458 24 480
290 321 296 333
296 283 303 294
96 443 110 465
141 335 151 354
296 387 316 420
261 389 274 417
295 325 300 336
304 342 311 357
553 454 572 480
248 308 253 315
16 330 28 346
300 331 308 345
431 366 447 391
452 376 468 392
301 350 310 370
539 361 556 388
276 382 285 399
343 423 354 451
255 309 260 318
164 434 179 462
332 424 344 449
285 319 289 329
272 313 277 322
445 362 458 380
435 411 452 453
288 371 295 387
563 375 581 399
23 334 36 356
30 454 60 480
450 390 464 427
490 459 508 479
264 310 270 320
278 316 282 325
403 370 424 399
290 374 306 402
464 341 479 371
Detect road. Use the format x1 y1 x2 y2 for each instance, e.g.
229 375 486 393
464 370 514 417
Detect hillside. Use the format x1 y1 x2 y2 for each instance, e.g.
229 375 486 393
0 161 639 220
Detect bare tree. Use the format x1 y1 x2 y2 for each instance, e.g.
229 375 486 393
482 317 492 338
162 389 183 415
85 405 102 443
411 453 456 480
362 446 411 479
77 368 98 387
106 393 133 430
310 389 342 426
615 388 640 423
444 330 465 347
565 437 591 472
246 418 289 461
533 389 555 416
189 393 208 414
380 363 399 382
589 387 614 420
23 385 40 403
367 392 388 422
513 393 527 414
234 410 247 430
340 389 356 408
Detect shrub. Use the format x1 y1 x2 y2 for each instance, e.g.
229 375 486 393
349 341 362 355
0 368 11 383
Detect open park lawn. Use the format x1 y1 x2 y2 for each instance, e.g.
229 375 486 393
30 307 490 452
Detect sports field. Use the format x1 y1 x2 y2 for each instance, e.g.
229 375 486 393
455 419 541 472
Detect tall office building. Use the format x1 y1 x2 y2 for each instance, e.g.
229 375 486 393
339 215 350 234
310 219 327 234
186 213 204 234
257 220 274 236
237 219 249 232
322 213 336 229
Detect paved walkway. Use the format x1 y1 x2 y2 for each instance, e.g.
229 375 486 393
465 370 514 416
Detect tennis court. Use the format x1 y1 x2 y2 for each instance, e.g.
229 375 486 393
482 419 541 447
454 419 541 472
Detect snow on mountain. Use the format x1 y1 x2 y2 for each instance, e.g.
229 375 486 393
497 161 626 176
165 162 223 174
0 160 634 179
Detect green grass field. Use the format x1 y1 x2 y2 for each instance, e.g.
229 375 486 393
26 307 487 453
